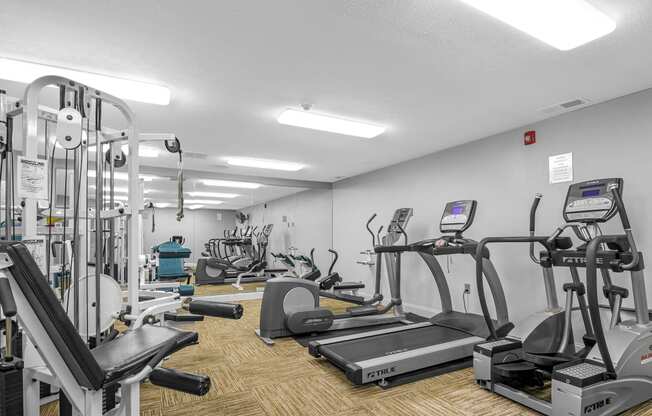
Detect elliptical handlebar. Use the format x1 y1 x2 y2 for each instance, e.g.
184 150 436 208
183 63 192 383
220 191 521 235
476 236 551 340
309 248 316 270
585 235 619 378
327 249 338 275
366 213 377 246
610 186 639 270
529 193 543 264
376 225 384 246
396 222 408 245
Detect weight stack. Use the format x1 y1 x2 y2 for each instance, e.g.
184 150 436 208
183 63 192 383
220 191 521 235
0 361 23 416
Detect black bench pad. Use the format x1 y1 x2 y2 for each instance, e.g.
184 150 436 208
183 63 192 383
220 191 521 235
93 326 198 386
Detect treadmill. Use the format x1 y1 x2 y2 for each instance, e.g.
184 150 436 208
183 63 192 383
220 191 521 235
308 200 513 386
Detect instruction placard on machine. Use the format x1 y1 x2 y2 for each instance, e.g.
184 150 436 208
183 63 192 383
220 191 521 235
548 152 573 184
22 237 46 274
17 157 48 200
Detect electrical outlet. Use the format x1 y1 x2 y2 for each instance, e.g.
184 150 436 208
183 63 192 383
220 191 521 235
464 283 471 294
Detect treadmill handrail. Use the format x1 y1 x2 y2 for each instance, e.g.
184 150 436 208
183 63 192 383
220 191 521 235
475 236 551 340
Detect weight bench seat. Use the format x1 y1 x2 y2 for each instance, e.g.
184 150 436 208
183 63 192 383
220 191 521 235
2 241 199 391
93 325 198 386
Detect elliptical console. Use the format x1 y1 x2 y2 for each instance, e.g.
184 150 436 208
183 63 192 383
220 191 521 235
563 178 622 223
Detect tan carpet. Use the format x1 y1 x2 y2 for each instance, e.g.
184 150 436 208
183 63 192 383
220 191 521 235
41 282 652 415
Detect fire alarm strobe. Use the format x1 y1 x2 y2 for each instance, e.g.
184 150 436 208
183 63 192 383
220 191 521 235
524 130 536 146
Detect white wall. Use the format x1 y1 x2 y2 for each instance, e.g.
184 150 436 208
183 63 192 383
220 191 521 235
142 208 236 262
240 189 333 271
332 88 652 321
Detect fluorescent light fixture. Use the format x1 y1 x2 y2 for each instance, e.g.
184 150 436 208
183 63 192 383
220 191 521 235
458 0 616 51
88 171 161 182
278 108 386 138
155 202 173 208
138 146 161 158
89 185 129 193
186 205 205 210
184 199 224 205
103 195 128 201
201 179 262 189
225 157 304 172
186 191 239 199
88 171 129 180
0 57 170 105
118 144 161 158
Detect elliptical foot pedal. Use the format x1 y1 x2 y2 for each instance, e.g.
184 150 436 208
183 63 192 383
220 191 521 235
493 361 544 388
493 361 537 378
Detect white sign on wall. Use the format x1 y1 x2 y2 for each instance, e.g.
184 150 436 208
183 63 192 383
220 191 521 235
548 152 573 184
17 157 48 200
216 212 222 222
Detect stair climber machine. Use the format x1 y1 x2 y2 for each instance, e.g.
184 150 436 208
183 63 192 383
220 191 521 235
282 247 371 304
308 200 513 387
473 178 652 415
256 208 415 345
314 249 370 305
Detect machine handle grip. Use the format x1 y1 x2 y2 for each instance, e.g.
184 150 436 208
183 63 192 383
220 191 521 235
149 367 211 396
187 300 243 319
366 213 377 246
609 186 639 269
396 223 408 245
529 194 542 234
328 249 339 275
0 279 16 318
610 186 630 230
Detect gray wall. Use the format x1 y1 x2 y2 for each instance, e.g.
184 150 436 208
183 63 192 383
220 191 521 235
241 189 333 270
333 88 652 321
142 208 236 262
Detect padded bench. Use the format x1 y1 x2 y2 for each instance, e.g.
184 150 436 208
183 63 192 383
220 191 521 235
3 241 202 391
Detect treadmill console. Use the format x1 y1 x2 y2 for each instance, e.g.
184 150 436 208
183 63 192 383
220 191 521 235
563 178 623 223
387 208 413 235
440 200 477 233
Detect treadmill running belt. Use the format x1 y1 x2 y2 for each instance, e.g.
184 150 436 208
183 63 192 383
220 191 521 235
318 325 470 364
293 312 427 347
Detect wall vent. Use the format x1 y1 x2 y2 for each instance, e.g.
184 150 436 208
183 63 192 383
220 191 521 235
540 98 590 115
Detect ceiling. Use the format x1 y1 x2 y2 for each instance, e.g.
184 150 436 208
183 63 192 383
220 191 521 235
2 0 652 204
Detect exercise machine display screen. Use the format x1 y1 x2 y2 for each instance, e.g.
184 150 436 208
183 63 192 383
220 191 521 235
581 188 601 197
440 200 477 233
387 208 413 234
563 178 623 223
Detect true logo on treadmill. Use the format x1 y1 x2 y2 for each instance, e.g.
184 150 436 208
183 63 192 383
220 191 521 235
584 398 611 414
366 367 396 379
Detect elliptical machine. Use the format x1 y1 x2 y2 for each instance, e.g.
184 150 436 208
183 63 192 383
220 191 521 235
473 178 652 415
256 208 414 344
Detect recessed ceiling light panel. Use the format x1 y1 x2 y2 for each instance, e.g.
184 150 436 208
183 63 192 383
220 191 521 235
184 199 224 205
0 57 171 105
225 157 304 172
278 108 386 138
458 0 616 51
201 179 262 189
186 191 239 198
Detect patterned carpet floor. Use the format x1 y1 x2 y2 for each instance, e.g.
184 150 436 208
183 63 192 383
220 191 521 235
42 281 652 415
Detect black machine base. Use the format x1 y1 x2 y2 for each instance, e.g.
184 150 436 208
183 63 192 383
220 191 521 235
377 357 473 389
